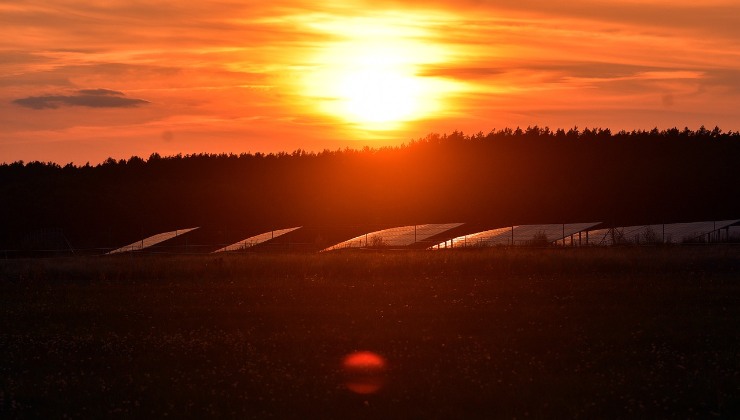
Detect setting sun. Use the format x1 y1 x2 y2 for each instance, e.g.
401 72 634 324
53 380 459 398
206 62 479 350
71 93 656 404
336 57 422 125
300 15 458 130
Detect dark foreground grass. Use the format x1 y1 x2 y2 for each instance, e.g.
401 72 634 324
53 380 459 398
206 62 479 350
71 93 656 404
1 247 739 418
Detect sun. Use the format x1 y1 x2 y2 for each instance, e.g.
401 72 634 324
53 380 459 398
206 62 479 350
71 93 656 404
299 15 457 130
306 42 435 129
334 48 424 125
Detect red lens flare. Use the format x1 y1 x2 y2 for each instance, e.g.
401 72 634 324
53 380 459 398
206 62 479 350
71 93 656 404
342 351 387 394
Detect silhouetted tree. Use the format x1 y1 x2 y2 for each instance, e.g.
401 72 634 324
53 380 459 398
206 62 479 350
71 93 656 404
1 127 739 253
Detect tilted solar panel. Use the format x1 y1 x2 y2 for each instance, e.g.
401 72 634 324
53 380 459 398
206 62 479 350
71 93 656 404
323 223 463 251
433 223 600 248
585 220 739 245
107 227 199 254
212 227 302 253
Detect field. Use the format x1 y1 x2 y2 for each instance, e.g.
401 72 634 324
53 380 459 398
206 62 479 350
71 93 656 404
1 247 739 418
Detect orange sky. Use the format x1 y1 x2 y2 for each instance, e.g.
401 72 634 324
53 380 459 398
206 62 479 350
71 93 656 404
2 0 740 164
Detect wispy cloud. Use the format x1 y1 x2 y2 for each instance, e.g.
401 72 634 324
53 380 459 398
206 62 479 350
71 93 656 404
13 89 149 109
76 88 125 96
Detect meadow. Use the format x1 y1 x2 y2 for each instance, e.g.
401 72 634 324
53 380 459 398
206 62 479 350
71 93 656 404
1 247 739 418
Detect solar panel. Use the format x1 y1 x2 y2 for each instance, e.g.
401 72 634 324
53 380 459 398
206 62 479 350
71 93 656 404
585 220 740 245
432 223 601 248
323 223 464 251
730 226 740 240
212 227 302 253
432 226 513 248
107 227 199 254
662 220 739 243
516 223 600 246
580 228 613 246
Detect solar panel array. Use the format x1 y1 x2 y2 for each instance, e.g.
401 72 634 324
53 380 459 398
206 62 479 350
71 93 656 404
212 227 302 253
107 227 199 254
323 223 463 251
433 223 601 248
586 220 740 245
101 219 740 254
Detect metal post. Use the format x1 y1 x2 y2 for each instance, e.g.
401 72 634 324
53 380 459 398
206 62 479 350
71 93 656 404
510 225 515 246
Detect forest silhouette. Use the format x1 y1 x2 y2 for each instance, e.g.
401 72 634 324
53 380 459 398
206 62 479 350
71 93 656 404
2 126 739 253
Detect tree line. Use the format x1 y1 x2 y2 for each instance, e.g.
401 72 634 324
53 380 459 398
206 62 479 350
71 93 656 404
2 126 739 252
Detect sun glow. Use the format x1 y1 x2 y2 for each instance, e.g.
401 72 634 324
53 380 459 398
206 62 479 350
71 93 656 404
334 46 425 124
300 14 458 130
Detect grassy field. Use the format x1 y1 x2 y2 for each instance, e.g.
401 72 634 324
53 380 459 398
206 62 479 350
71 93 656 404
1 247 739 418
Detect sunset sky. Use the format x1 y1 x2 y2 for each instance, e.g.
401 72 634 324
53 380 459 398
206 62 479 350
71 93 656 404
2 0 740 164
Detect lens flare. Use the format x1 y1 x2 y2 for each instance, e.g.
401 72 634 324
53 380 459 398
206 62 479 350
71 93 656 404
342 351 387 394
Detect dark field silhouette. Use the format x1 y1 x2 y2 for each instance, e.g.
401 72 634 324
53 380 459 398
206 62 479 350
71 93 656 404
1 248 739 418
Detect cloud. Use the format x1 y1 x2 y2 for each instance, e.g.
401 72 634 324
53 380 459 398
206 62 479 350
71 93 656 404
77 88 125 96
12 89 149 109
420 65 508 79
